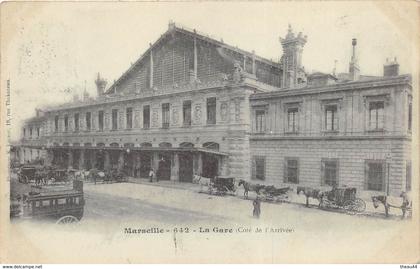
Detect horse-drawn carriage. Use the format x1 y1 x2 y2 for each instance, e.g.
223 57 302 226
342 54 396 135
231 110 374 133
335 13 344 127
238 180 293 202
319 186 366 214
18 166 37 184
49 168 69 183
10 180 85 224
208 176 237 195
259 185 292 202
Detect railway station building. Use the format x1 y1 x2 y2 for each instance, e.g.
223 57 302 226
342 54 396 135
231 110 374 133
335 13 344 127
18 23 413 196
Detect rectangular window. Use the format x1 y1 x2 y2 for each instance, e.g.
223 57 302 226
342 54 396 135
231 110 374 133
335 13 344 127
369 101 384 130
126 107 133 129
325 105 338 131
322 159 339 186
252 156 265 180
143 105 150 129
207 97 216 125
98 111 104 131
285 158 299 184
23 128 26 137
37 127 40 137
30 127 33 136
74 113 79 132
255 109 266 133
365 160 385 191
406 161 411 191
287 107 299 133
54 116 59 132
183 100 192 127
85 112 91 131
162 103 170 129
112 109 118 130
408 102 412 132
64 115 69 132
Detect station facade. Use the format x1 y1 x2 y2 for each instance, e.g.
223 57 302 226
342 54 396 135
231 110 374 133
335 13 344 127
19 23 413 196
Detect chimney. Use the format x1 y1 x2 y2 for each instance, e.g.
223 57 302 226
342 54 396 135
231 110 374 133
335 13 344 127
349 38 360 81
383 57 399 77
95 73 107 96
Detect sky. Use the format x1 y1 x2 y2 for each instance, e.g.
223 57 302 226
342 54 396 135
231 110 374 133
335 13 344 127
1 1 417 140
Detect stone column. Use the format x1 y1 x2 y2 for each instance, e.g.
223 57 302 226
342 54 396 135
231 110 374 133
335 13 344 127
118 151 124 171
171 153 179 181
219 156 229 177
91 150 97 169
134 153 141 178
193 153 203 176
104 151 110 171
79 150 85 170
68 150 73 169
45 149 53 166
152 152 159 172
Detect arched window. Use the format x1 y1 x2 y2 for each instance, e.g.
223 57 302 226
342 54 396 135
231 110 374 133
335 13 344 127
140 142 152 148
109 142 119 148
180 142 194 148
124 143 134 148
159 142 172 148
203 142 219 151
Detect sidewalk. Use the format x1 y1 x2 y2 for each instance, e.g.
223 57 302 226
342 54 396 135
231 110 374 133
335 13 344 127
126 176 201 191
124 177 409 219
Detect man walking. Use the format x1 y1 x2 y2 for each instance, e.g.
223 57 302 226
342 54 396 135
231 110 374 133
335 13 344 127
253 198 261 218
149 168 155 183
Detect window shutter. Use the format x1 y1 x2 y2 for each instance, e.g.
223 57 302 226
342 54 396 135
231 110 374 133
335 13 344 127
251 157 256 180
382 162 387 192
364 161 369 190
262 157 266 180
336 160 340 186
283 159 287 183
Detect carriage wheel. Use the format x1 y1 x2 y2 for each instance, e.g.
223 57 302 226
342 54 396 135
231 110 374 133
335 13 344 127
352 198 366 213
56 215 79 224
343 199 366 214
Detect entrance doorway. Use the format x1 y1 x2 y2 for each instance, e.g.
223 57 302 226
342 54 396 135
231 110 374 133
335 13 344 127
179 153 193 182
96 151 105 170
73 150 80 169
202 153 219 179
157 153 171 181
140 153 151 178
124 152 134 177
109 150 120 170
84 150 93 170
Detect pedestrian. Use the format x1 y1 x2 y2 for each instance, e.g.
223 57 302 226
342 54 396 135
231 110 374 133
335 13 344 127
252 197 261 218
149 168 155 183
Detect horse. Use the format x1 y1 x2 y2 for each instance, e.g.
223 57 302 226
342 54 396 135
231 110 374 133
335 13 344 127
193 174 212 192
400 191 412 219
74 170 86 181
89 169 109 184
238 180 266 198
372 195 390 217
296 186 323 207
